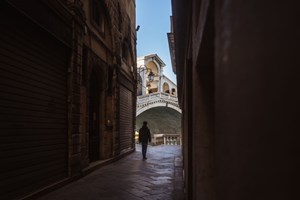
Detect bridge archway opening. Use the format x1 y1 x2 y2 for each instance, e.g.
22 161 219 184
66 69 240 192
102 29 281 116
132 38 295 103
163 82 170 93
171 88 176 96
136 107 182 136
146 61 159 94
146 61 159 74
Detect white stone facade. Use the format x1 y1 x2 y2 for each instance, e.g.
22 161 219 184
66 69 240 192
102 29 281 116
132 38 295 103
137 54 177 96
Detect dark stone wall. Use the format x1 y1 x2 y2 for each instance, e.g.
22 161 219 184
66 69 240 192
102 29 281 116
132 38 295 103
215 1 299 199
172 0 300 199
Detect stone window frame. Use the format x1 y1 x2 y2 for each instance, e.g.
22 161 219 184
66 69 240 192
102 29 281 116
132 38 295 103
91 0 107 36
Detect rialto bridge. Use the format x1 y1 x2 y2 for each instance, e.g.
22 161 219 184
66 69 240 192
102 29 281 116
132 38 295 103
136 54 182 145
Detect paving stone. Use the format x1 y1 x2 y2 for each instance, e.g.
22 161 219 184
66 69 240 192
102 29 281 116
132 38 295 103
126 188 149 197
142 193 172 200
131 183 151 191
144 188 171 195
150 175 172 180
38 145 184 200
134 180 153 187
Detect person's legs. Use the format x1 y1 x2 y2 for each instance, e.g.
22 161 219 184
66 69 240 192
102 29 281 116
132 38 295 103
144 142 148 158
142 142 148 159
142 142 145 158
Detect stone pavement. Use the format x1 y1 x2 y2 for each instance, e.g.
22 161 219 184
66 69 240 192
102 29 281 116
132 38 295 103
38 145 184 200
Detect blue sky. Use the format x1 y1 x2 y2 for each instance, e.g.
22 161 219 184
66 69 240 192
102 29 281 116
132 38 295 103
136 0 176 83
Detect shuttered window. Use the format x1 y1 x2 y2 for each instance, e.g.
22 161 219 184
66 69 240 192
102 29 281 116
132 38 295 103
0 3 68 199
119 85 134 153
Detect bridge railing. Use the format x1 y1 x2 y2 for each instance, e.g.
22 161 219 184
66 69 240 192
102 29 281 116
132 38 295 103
151 134 181 146
137 92 178 104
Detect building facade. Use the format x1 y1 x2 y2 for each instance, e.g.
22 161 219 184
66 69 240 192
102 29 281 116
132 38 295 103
0 0 137 199
170 0 299 200
137 54 177 96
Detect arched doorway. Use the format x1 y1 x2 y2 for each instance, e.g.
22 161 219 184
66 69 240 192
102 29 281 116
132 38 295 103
171 88 176 96
163 82 170 93
89 70 101 162
147 61 159 94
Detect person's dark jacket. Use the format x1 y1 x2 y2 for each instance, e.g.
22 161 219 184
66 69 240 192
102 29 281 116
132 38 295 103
139 125 151 143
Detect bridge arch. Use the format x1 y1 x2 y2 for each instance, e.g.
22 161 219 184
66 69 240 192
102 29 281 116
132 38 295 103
136 92 181 116
137 102 181 116
136 107 182 136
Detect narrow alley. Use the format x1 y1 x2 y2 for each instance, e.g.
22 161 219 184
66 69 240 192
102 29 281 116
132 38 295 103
1 0 299 199
37 145 184 200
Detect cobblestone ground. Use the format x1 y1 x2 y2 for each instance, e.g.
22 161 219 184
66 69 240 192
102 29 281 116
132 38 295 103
38 145 184 200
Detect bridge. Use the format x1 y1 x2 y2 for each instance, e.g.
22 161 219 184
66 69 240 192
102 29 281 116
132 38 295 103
136 92 181 116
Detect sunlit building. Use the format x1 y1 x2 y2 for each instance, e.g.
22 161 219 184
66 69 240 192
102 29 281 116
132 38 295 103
136 54 181 146
137 54 177 96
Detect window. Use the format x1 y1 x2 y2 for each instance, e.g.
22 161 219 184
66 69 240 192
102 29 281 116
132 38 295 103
92 0 106 33
82 46 88 86
118 3 122 30
107 67 113 96
122 42 129 61
171 88 176 96
163 82 170 93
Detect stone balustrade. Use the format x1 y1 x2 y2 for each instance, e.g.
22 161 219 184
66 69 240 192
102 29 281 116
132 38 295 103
136 92 181 116
137 92 179 104
152 134 181 146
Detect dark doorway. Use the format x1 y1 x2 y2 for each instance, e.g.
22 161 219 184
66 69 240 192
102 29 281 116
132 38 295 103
89 71 100 162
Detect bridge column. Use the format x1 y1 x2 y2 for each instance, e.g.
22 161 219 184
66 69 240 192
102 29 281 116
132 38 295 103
142 70 147 95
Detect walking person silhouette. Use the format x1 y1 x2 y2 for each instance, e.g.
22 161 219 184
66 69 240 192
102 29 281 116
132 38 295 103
139 121 151 160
